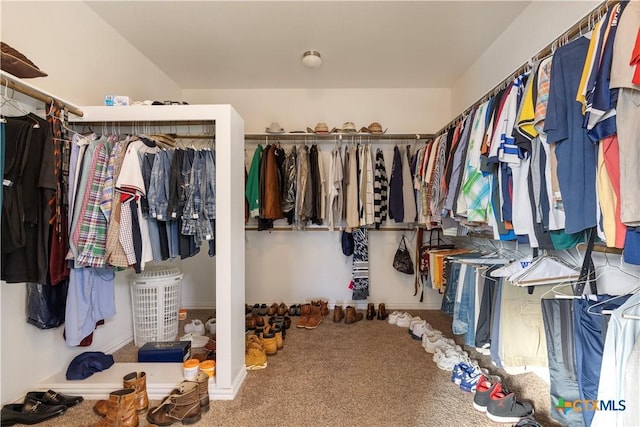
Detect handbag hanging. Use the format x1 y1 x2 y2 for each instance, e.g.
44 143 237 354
393 235 414 275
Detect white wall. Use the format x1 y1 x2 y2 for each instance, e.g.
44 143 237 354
0 1 181 106
0 1 182 405
182 88 451 134
450 0 600 116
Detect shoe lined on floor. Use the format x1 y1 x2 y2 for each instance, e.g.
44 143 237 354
406 316 423 332
246 345 267 370
377 303 388 320
422 334 455 354
1 398 66 426
486 383 534 424
459 364 487 393
333 305 345 323
296 304 312 328
473 375 502 412
345 306 364 324
94 372 148 417
366 303 376 320
395 312 413 328
451 362 475 385
409 320 434 340
92 389 138 427
387 311 401 325
512 416 542 427
25 390 83 409
434 348 470 371
184 319 205 335
147 382 201 426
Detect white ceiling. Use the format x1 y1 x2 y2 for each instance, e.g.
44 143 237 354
88 1 530 90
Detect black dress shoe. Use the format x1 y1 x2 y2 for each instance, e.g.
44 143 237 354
1 398 66 426
25 390 84 408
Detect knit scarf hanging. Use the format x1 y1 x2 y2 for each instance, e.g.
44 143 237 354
352 227 369 300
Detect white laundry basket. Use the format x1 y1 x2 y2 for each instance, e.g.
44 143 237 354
130 267 183 347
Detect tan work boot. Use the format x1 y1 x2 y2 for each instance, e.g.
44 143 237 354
261 332 278 356
345 306 364 324
146 382 201 426
305 304 323 329
91 389 138 427
94 372 148 417
195 371 210 413
333 305 345 323
296 303 312 328
272 325 284 350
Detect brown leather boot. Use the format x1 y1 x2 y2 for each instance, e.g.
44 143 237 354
91 389 138 427
296 303 312 328
366 303 376 320
123 372 148 413
377 303 388 320
319 300 329 317
147 382 201 426
94 372 148 417
195 371 210 413
305 304 323 329
333 305 345 323
345 306 363 324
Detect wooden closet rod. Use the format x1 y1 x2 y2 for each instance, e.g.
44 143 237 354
0 71 84 117
435 0 617 136
245 133 434 141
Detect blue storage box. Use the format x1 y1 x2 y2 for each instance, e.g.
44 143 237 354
137 341 191 363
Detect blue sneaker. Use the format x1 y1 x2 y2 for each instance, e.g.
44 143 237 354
459 365 487 392
451 362 474 385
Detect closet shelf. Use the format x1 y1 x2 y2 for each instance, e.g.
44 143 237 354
245 132 434 141
0 70 84 117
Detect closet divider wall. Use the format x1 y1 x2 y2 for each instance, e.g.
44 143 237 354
70 105 247 399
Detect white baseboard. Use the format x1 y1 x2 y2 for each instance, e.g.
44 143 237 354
209 368 247 400
99 333 134 355
246 302 443 311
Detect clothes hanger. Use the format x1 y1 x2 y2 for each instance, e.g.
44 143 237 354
0 82 40 128
622 294 640 320
586 283 640 316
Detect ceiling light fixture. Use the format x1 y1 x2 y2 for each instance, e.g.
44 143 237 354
302 50 322 68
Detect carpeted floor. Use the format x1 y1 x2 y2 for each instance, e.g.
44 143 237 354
30 309 562 427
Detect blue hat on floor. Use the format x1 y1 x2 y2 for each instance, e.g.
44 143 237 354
66 351 114 380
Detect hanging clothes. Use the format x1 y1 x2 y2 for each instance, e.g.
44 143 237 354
373 148 388 229
352 227 369 300
2 114 56 284
388 145 404 222
327 146 343 231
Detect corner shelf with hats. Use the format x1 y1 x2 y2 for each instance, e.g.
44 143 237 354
253 121 434 141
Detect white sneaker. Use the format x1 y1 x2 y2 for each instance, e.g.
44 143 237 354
388 311 401 325
436 348 470 371
205 318 216 335
184 319 206 336
408 317 424 330
395 312 413 328
410 321 433 340
423 334 455 353
421 330 442 348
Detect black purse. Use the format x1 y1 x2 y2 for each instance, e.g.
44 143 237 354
393 235 414 275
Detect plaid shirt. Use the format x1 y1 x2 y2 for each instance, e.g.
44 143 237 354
75 139 112 268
